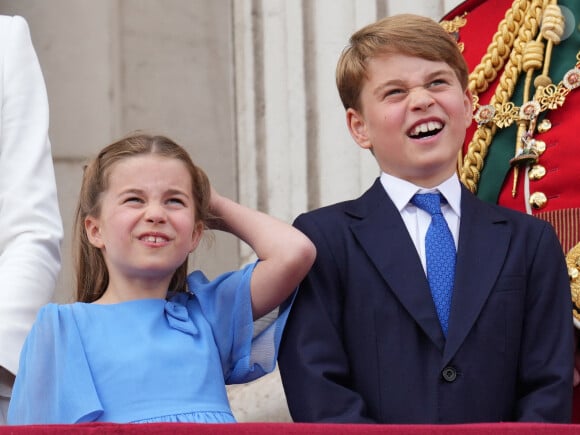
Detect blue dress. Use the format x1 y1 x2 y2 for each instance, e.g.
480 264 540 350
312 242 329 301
8 262 292 424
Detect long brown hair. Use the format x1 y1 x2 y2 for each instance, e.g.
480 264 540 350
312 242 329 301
74 133 211 303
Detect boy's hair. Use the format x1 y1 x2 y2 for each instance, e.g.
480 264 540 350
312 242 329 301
336 14 469 112
74 133 211 303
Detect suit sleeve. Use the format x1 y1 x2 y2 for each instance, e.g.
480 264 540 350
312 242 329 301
278 213 375 423
0 15 63 375
516 221 574 422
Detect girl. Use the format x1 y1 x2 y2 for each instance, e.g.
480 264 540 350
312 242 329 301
8 133 316 424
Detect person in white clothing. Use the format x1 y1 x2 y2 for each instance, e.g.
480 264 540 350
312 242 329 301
0 15 63 424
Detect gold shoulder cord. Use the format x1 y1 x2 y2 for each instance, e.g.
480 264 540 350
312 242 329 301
456 0 549 193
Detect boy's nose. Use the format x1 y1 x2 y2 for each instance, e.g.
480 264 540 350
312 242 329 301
409 88 435 111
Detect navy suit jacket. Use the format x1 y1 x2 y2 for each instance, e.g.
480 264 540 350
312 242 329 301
278 179 573 423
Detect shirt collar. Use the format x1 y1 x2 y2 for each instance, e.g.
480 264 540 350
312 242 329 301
379 172 462 217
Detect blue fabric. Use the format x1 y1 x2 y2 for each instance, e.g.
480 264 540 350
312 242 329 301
411 193 456 336
8 261 294 424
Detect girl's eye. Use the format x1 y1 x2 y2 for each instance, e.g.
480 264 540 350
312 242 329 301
124 196 143 204
167 198 185 206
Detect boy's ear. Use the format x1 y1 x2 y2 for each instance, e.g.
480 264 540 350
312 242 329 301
463 88 474 128
346 108 372 150
85 216 104 249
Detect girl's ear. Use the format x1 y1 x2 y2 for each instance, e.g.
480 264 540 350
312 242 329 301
189 221 204 253
85 216 104 249
346 108 372 150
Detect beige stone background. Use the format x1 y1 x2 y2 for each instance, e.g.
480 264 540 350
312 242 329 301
0 0 462 422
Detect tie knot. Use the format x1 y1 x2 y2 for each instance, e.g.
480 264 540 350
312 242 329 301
411 193 444 216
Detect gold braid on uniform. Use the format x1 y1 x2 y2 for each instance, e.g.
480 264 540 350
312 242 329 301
567 242 580 323
509 3 566 196
464 5 578 200
458 0 549 193
451 0 534 190
466 0 530 96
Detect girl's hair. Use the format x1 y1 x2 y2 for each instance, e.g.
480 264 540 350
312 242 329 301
336 14 469 112
74 133 211 303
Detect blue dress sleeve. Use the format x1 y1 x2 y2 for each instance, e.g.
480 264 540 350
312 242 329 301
184 261 295 385
8 304 103 424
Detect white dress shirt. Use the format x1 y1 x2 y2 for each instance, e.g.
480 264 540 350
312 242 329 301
379 172 461 273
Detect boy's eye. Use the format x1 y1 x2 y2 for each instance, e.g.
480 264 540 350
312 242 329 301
428 79 447 87
386 88 404 96
383 88 406 99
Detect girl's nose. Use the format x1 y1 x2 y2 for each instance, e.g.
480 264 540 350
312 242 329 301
145 204 167 223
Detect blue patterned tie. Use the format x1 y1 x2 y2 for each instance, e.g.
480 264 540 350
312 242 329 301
411 193 456 336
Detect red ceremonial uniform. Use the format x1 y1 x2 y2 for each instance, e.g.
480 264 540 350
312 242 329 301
442 0 580 421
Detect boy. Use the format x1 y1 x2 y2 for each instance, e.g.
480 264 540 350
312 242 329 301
278 14 573 423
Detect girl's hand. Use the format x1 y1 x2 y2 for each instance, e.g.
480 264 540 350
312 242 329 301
206 187 227 231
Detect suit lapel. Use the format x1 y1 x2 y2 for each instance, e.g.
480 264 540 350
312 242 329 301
349 180 446 351
443 187 511 364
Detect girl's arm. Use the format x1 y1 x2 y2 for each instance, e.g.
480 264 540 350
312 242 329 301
209 189 316 319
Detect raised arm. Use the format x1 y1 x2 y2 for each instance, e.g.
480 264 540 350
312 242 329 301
208 189 315 319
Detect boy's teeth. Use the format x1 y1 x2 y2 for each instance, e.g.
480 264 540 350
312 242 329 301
410 121 442 137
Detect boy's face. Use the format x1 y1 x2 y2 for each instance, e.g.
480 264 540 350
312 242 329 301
346 53 473 188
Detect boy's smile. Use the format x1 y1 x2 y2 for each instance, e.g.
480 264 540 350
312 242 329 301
407 120 444 139
346 53 473 188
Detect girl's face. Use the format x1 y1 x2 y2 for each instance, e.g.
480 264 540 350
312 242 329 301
85 154 202 296
346 53 473 188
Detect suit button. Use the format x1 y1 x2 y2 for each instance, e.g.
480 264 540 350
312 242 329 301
442 366 457 382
